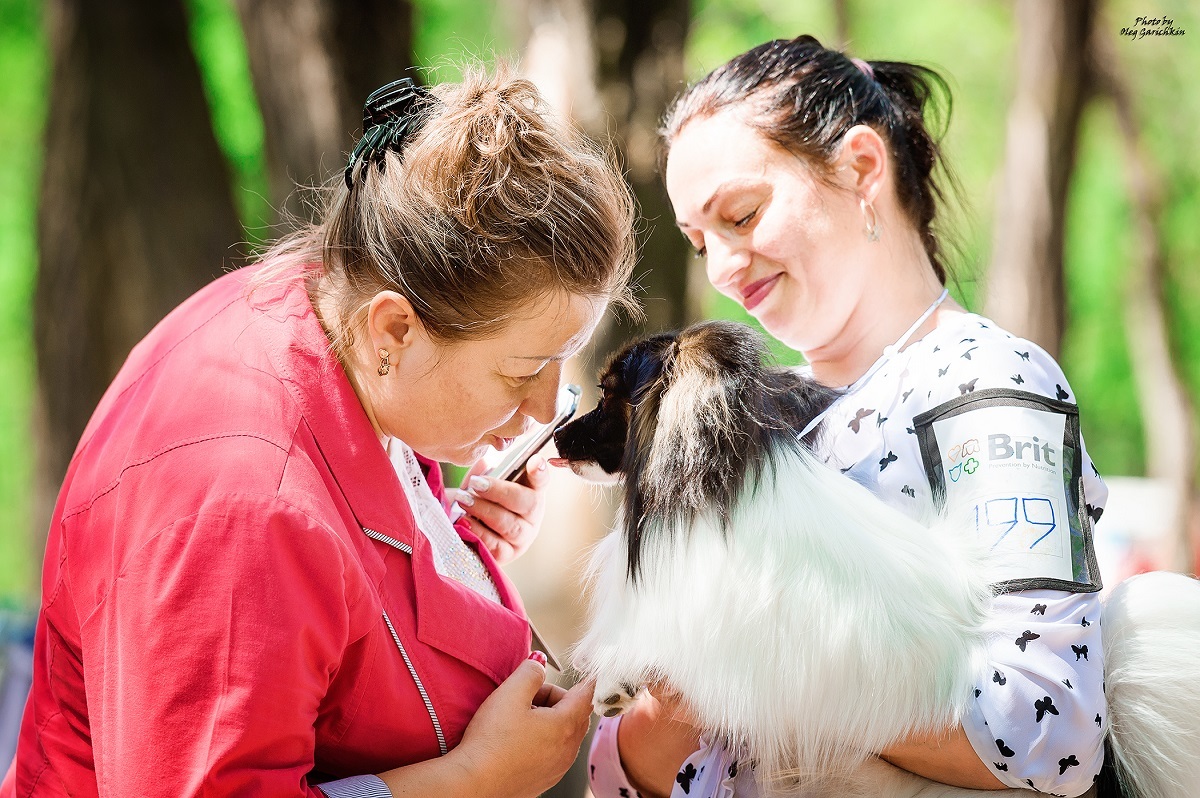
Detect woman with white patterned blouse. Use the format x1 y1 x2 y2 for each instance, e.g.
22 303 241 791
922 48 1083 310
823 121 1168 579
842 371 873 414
589 36 1106 798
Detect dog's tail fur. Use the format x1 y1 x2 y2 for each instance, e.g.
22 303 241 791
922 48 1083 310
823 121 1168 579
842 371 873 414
1101 570 1200 798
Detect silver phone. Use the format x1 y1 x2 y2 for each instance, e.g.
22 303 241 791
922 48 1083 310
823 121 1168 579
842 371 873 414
484 384 582 482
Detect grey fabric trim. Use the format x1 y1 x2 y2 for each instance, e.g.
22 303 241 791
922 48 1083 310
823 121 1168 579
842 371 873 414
363 527 413 555
381 610 448 756
361 527 447 755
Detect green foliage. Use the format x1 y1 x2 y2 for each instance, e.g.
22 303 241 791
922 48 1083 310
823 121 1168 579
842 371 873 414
184 0 272 242
0 0 45 600
1062 104 1143 475
412 0 516 78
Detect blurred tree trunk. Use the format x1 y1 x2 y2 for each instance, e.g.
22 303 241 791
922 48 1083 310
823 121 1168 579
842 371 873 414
984 0 1095 358
233 0 415 221
591 0 694 351
1090 27 1197 573
35 0 243 540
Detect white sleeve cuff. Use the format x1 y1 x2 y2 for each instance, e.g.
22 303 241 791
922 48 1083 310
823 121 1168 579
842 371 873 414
317 774 391 798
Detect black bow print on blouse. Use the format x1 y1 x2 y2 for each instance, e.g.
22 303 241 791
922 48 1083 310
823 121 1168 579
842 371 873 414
345 77 439 189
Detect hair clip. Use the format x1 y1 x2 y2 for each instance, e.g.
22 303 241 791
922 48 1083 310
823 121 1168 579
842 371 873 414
344 77 438 189
850 57 875 81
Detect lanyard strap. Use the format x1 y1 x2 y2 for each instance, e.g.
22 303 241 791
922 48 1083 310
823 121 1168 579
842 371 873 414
797 288 949 441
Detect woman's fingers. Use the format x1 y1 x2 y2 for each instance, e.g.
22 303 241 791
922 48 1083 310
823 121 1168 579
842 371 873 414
532 681 568 707
471 523 517 565
456 660 592 796
455 457 551 562
467 473 542 520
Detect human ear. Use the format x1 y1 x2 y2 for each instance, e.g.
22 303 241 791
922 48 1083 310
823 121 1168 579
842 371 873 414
836 124 888 205
365 290 424 355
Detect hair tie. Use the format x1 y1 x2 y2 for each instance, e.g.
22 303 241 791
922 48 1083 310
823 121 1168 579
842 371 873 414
344 77 439 190
851 57 875 81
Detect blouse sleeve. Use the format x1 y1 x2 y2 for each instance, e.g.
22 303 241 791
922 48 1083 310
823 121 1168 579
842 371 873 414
78 496 369 797
917 332 1107 795
588 716 755 798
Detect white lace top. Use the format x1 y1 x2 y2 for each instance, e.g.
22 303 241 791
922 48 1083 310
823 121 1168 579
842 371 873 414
386 438 501 604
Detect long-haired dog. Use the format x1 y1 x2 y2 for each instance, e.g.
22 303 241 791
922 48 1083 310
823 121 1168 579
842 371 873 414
554 320 1200 798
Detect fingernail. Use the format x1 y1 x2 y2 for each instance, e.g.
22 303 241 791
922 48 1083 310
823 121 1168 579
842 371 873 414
456 492 474 507
528 650 548 666
533 457 548 472
468 476 491 493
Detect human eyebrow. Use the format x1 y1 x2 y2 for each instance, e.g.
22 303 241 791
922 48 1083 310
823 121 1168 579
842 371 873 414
676 179 764 229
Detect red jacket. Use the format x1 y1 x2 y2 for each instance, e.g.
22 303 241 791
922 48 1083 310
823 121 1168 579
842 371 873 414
1 267 532 796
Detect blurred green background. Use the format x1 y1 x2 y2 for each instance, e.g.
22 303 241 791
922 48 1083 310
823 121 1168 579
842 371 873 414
1 0 1197 603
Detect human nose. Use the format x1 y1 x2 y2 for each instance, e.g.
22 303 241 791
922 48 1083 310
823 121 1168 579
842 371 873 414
703 236 751 292
520 363 562 425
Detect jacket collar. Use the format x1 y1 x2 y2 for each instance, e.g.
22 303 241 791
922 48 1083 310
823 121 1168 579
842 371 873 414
261 275 529 638
263 275 418 549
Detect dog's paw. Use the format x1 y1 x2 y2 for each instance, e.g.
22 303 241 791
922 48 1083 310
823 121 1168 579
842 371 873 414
593 679 643 718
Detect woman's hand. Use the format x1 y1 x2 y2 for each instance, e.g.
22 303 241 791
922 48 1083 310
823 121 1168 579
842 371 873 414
447 455 551 564
376 659 593 798
457 659 595 797
615 686 704 798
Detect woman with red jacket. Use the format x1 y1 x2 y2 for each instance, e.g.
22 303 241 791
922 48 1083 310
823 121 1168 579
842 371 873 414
2 65 636 798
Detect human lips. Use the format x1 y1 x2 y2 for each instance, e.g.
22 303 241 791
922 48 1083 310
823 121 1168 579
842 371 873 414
739 273 783 311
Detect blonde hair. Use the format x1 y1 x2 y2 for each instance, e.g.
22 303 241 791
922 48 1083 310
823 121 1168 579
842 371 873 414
260 63 638 357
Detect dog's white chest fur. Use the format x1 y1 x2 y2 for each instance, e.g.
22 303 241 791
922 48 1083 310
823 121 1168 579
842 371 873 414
573 442 990 779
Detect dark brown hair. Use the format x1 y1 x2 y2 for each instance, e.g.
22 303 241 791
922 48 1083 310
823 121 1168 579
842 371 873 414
661 35 956 282
261 63 639 357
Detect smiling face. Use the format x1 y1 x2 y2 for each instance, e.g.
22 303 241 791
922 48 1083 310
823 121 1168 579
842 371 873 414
366 289 605 466
665 111 872 355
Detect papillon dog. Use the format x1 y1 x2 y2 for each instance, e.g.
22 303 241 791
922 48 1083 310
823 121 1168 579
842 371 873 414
554 320 1200 797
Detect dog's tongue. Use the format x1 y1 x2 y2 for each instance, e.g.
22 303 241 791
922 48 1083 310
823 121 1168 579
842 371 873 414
547 457 570 468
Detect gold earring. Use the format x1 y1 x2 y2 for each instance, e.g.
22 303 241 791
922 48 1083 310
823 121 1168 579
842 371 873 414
377 348 391 377
861 199 880 242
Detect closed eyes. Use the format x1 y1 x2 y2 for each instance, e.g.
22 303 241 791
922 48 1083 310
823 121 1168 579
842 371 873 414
505 372 540 387
733 208 758 228
688 209 758 258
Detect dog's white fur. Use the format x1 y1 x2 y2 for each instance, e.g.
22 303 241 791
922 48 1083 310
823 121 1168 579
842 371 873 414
575 439 992 781
1102 571 1200 798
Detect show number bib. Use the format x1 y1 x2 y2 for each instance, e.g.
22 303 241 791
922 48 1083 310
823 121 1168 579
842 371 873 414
914 389 1101 593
